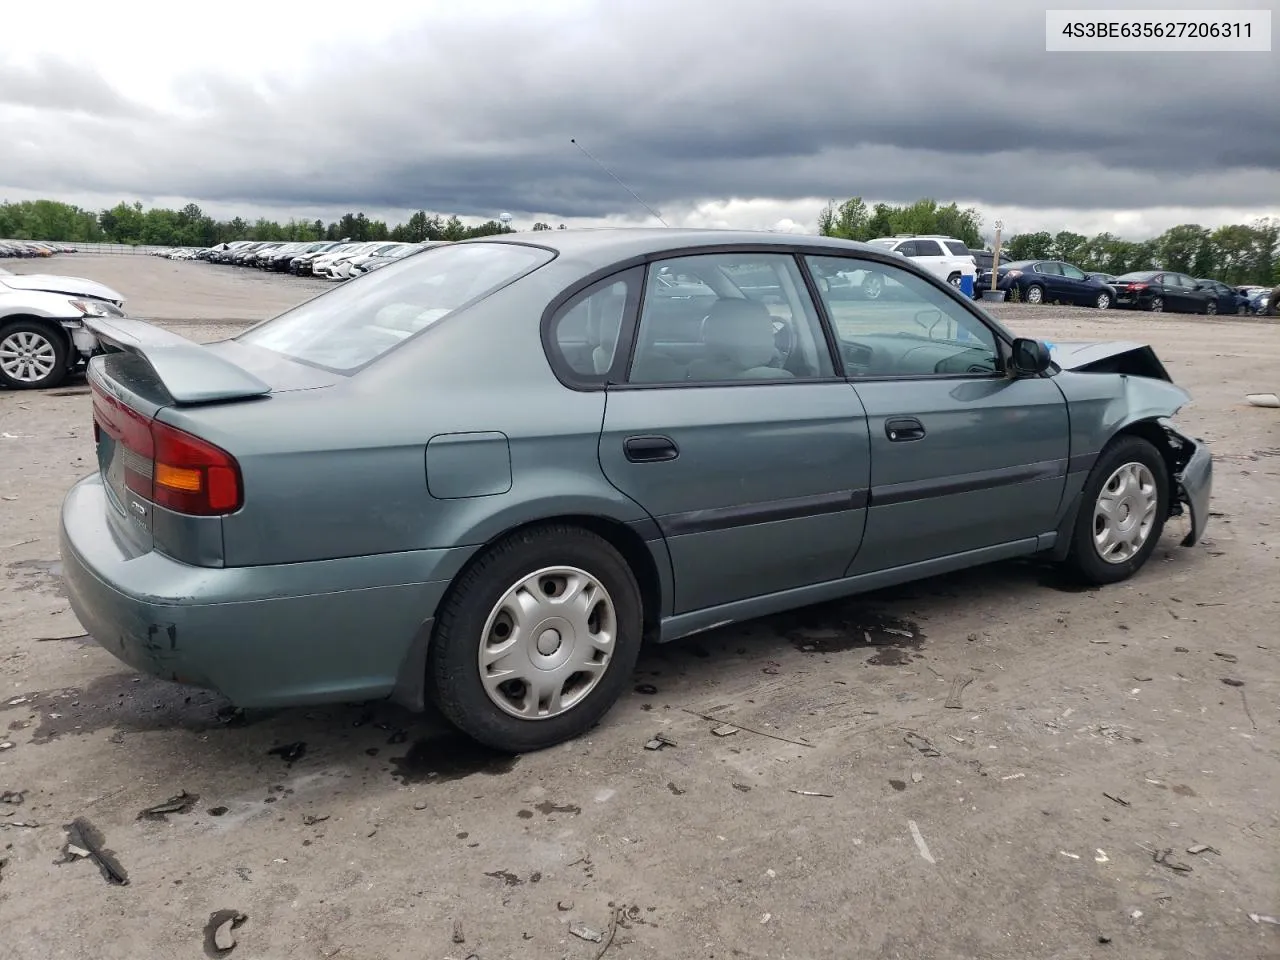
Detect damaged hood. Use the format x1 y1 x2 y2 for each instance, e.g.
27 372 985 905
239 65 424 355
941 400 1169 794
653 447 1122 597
1049 340 1172 381
0 273 125 306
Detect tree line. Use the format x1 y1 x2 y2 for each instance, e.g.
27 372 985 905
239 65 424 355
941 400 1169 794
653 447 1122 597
0 199 574 249
818 196 1279 286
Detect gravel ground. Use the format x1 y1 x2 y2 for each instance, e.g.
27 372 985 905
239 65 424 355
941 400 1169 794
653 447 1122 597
1 255 1277 960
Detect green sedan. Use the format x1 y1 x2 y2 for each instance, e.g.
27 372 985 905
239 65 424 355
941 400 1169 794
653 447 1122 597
60 229 1212 752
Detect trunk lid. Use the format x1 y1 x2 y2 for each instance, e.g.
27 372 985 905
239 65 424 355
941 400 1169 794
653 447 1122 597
84 316 340 564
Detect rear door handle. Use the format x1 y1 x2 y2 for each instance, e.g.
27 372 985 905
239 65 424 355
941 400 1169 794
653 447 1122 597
624 435 679 463
885 418 925 442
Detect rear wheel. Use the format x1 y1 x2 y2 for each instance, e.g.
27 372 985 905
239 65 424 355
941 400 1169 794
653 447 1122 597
947 273 962 288
1149 296 1164 312
0 320 68 390
1062 435 1169 585
427 524 643 752
1025 284 1045 305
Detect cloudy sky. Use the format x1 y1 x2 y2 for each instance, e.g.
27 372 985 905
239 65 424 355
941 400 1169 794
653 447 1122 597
2 0 1277 239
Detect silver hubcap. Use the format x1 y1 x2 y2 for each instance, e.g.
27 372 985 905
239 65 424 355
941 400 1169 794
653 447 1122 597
1151 298 1163 312
1093 462 1158 564
949 275 961 286
0 331 56 383
1097 293 1110 309
1207 303 1216 314
862 276 882 299
478 566 616 720
1027 287 1043 304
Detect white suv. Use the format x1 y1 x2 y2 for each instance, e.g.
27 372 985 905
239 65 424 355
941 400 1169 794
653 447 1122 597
866 235 976 289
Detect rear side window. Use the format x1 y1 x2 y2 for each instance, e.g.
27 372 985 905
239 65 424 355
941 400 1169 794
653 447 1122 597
944 241 969 256
913 239 943 256
545 269 641 383
239 242 553 373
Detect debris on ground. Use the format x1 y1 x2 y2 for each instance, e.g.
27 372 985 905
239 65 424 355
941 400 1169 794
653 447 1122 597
0 742 14 751
302 814 329 826
1174 646 1189 653
633 683 658 695
904 731 941 757
1130 909 1144 921
1153 848 1193 873
1098 933 1112 943
569 921 603 943
137 790 199 821
0 790 25 805
1221 677 1244 688
907 819 935 864
711 724 739 737
412 800 428 811
1103 792 1130 806
683 709 814 748
911 771 923 783
789 789 834 798
1186 844 1220 855
0 820 39 829
204 910 248 955
59 817 129 885
1249 913 1280 926
1060 851 1081 860
1001 773 1026 781
267 742 307 764
644 733 677 751
944 676 974 710
1215 652 1239 663
452 919 465 943
557 900 574 911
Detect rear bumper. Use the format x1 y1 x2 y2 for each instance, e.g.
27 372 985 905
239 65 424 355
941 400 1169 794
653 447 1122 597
59 473 473 709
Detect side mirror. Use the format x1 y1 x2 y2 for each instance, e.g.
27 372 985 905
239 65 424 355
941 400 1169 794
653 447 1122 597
1010 337 1052 376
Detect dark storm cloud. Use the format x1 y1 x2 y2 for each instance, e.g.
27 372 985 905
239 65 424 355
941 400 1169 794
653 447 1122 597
2 0 1277 218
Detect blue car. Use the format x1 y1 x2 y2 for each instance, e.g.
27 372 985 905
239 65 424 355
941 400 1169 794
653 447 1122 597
978 260 1116 309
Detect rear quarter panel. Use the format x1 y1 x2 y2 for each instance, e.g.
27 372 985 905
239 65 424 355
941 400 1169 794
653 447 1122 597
162 274 650 567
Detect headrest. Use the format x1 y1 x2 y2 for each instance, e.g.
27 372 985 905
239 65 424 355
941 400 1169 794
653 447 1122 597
701 298 776 369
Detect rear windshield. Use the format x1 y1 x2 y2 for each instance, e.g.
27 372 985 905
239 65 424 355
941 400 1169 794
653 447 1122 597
239 241 553 373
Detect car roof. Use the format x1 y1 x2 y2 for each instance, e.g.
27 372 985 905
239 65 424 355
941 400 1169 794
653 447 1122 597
462 228 893 271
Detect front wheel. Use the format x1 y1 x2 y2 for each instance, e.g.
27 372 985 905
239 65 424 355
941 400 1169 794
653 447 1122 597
0 321 69 390
427 524 643 752
1095 291 1111 310
1206 301 1218 315
1062 435 1169 585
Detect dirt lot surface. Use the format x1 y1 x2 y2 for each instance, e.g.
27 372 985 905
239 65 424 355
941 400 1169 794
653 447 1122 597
2 255 1277 960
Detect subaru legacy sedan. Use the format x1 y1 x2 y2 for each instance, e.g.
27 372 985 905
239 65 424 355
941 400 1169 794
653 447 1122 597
60 230 1212 752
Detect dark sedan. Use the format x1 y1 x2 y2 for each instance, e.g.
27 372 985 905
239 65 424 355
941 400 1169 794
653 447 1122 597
1112 271 1219 314
979 260 1116 309
1196 278 1248 315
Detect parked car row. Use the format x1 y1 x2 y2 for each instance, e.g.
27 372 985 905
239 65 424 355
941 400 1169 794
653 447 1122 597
176 239 446 280
1 240 77 258
976 258 1269 315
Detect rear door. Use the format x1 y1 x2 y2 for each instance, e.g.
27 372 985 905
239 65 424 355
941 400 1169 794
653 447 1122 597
596 250 871 615
911 238 948 282
1031 261 1065 300
804 253 1070 573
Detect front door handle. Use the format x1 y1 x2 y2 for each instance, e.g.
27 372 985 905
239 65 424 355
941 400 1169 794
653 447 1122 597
624 435 679 463
885 418 925 442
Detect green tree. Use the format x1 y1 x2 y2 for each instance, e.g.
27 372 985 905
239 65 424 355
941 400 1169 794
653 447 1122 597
1005 231 1053 260
1050 231 1088 265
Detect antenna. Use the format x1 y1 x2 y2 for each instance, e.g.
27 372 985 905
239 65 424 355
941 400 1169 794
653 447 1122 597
570 138 669 227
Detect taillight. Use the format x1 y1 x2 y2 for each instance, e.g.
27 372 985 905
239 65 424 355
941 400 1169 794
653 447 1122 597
91 383 242 516
1005 269 1022 279
1127 283 1148 291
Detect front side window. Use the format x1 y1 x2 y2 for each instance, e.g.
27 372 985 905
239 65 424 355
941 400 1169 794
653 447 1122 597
239 242 553 373
628 252 834 384
805 255 1001 379
1061 263 1086 280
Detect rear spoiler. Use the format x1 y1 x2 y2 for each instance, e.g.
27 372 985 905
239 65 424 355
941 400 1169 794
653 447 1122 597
83 316 271 405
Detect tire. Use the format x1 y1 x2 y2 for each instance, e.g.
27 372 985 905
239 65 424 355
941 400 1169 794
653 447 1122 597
1095 291 1111 310
1149 296 1164 312
1025 284 1045 305
1062 435 1169 585
426 523 644 752
0 320 69 390
947 273 962 287
1206 301 1218 315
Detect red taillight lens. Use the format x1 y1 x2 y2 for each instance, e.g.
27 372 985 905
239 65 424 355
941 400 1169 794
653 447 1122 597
151 421 242 515
1126 283 1147 291
91 383 242 516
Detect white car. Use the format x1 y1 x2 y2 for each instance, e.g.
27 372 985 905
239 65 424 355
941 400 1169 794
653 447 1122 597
0 266 125 389
329 242 408 280
865 236 976 290
312 242 382 279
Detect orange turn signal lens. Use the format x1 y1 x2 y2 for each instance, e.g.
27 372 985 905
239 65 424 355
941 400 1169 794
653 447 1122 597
155 462 202 493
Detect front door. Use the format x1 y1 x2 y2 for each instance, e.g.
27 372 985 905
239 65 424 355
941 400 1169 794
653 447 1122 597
597 250 871 614
1058 261 1094 305
803 253 1071 575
